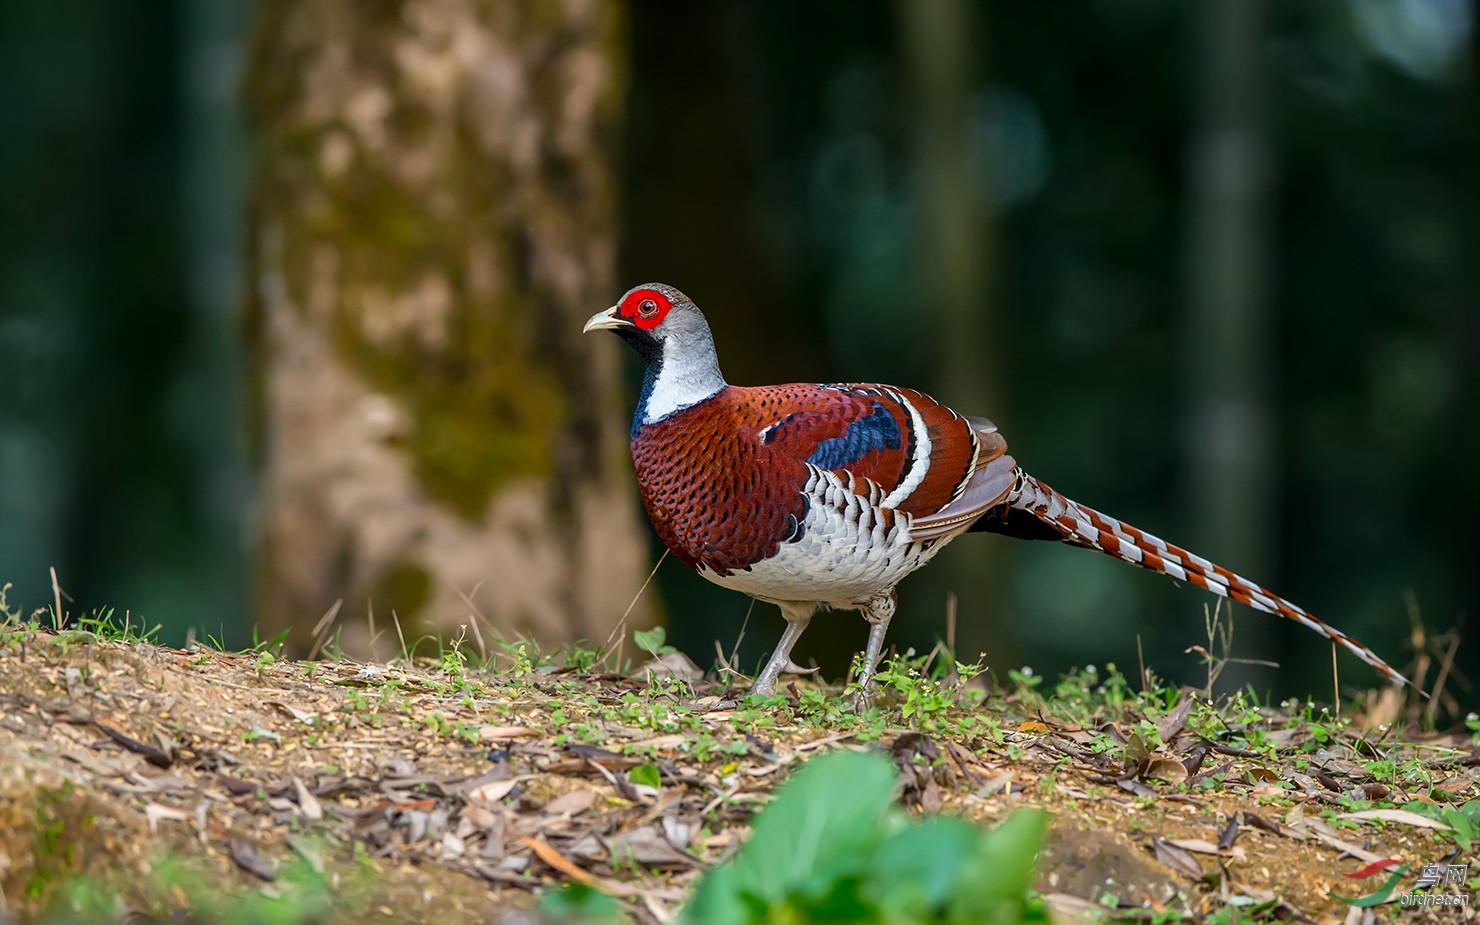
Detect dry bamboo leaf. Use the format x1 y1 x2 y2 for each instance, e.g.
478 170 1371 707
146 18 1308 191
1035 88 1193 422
792 731 857 752
94 721 173 768
1217 814 1240 850
440 831 466 860
1338 809 1453 830
1043 892 1105 924
265 701 316 724
463 802 500 832
1145 758 1189 786
523 837 594 884
227 837 278 882
1343 906 1377 925
977 772 1013 797
144 803 189 835
1165 838 1246 860
1294 824 1385 863
1156 697 1194 743
543 789 598 817
479 725 539 742
1434 775 1476 796
466 779 520 806
1151 837 1204 879
292 777 323 822
624 734 689 751
606 825 697 868
1116 777 1158 799
631 652 704 682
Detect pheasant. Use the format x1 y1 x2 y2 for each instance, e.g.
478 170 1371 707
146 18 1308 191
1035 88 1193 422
584 283 1409 705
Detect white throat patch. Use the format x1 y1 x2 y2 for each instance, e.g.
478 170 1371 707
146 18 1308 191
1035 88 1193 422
642 328 726 424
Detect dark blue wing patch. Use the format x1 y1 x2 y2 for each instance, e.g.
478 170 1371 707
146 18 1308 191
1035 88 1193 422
806 401 901 470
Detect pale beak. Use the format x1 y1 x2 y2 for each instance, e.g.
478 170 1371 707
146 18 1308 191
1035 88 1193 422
582 306 631 334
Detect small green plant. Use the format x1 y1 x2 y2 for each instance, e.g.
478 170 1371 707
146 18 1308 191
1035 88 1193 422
633 626 676 660
71 606 162 644
860 652 989 736
254 650 276 674
440 635 469 674
680 749 1050 924
242 725 280 744
561 641 606 672
506 640 536 680
250 626 292 657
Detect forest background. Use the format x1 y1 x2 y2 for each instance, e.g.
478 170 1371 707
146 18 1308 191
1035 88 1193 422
1 0 1475 707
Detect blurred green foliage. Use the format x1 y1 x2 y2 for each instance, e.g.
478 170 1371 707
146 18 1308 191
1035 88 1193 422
622 2 1479 695
679 749 1049 924
541 750 1050 924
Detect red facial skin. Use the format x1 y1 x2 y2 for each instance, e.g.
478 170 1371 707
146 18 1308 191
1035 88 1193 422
618 288 672 330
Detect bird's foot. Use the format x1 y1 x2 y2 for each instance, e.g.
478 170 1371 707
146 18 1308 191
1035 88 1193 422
746 677 777 700
747 659 816 702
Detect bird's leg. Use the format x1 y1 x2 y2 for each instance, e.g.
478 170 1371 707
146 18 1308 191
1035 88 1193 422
850 590 897 712
748 602 815 698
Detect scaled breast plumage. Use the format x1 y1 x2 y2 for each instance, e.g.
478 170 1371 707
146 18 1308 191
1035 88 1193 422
629 383 979 575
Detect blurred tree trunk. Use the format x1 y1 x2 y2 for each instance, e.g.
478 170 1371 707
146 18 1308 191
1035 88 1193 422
898 0 1016 667
1183 0 1274 679
244 0 650 654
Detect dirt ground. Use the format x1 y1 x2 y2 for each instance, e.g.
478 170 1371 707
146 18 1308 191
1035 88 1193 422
0 624 1473 924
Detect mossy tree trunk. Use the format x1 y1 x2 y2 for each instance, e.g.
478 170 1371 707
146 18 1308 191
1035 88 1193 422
245 0 650 653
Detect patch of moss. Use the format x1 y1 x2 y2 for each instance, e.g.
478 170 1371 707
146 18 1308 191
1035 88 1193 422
17 783 93 906
248 1 629 521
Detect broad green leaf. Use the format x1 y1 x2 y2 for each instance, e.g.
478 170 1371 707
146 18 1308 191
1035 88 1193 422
734 750 897 905
680 864 749 925
679 749 898 923
628 763 661 790
538 883 626 923
633 627 668 657
1443 807 1475 850
947 808 1050 919
867 815 981 917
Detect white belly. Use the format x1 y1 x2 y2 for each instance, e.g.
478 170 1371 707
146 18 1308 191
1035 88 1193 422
698 467 960 606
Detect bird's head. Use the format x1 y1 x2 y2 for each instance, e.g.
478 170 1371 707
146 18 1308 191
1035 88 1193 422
584 283 726 427
582 283 712 366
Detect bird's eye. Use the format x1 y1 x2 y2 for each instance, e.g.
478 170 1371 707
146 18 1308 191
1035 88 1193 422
638 299 658 317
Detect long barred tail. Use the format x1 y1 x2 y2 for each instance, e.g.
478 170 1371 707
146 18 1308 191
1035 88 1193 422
1006 471 1412 688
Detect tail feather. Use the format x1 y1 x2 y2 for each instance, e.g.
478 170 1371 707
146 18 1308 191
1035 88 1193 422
1005 470 1412 688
